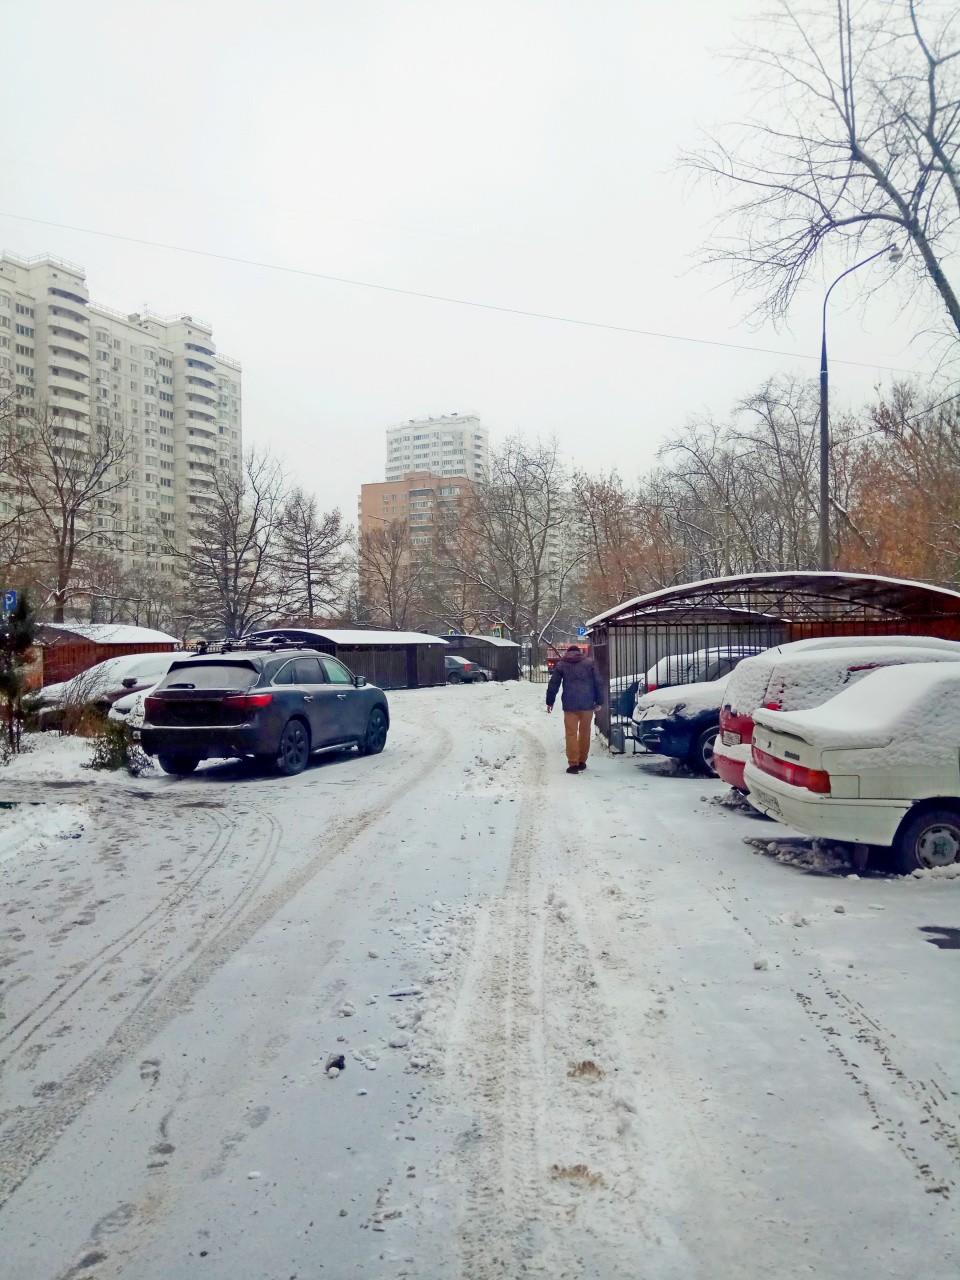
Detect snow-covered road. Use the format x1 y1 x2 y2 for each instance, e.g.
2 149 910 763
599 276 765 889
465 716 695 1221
1 681 957 1279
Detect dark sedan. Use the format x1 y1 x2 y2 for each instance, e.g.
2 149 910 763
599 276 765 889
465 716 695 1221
139 647 390 776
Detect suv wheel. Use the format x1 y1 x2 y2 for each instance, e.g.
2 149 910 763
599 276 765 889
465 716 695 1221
689 725 719 777
157 752 200 776
359 707 388 756
892 805 960 875
276 718 310 776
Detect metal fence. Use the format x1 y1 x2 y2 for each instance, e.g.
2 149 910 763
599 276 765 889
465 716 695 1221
588 573 960 753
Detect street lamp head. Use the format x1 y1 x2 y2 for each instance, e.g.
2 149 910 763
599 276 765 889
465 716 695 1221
888 244 903 263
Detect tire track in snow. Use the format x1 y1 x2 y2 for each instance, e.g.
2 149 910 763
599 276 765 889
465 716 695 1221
0 721 452 1209
0 806 238 1067
448 725 548 1277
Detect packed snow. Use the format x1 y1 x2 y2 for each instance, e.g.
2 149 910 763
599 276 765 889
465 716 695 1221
0 681 957 1280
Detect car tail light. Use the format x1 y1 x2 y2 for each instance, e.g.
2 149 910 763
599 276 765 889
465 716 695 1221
647 682 657 692
720 708 755 743
751 745 830 794
222 693 273 712
144 695 161 718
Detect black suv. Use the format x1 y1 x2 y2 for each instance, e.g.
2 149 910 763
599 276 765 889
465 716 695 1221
139 647 390 776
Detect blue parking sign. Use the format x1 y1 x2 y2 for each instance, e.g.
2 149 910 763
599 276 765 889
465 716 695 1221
576 625 587 637
1 590 16 614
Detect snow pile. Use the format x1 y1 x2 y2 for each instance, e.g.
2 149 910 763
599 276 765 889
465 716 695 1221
908 864 960 881
744 835 850 875
755 663 960 765
0 802 86 865
0 733 93 781
634 674 730 722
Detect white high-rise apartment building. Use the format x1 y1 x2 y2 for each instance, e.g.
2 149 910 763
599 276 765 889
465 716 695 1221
0 252 241 576
385 412 488 483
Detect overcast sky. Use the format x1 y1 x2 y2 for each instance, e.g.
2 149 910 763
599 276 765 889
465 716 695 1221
2 0 948 520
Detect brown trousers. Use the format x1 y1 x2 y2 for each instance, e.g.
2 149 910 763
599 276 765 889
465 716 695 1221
563 710 593 766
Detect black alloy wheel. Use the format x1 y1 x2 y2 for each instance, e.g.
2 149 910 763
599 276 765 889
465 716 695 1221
157 752 200 776
277 718 310 776
690 726 720 777
359 707 388 756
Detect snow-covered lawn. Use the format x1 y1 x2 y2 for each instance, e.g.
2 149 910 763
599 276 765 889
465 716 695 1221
0 681 956 1279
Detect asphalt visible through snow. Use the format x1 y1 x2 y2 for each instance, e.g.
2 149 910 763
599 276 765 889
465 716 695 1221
0 680 957 1279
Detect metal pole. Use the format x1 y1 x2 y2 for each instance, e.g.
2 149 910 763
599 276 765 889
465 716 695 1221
819 322 830 570
817 244 900 574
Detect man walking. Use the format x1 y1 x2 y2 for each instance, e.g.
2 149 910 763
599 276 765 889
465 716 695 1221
545 645 604 774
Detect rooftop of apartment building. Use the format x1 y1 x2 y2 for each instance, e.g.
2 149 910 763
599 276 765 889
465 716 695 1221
0 252 241 368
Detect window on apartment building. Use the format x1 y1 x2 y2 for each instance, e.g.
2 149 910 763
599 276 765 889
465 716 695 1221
0 336 8 349
16 385 34 398
144 385 156 396
130 381 138 391
0 293 9 308
15 324 34 337
15 344 33 357
130 344 137 354
15 304 34 317
0 317 8 329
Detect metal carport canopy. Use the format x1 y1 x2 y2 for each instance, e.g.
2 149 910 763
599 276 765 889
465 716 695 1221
586 571 960 630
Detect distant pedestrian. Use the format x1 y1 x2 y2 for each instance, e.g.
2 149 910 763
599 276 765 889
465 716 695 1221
545 645 604 774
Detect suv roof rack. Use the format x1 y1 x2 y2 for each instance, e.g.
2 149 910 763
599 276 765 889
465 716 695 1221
188 638 315 656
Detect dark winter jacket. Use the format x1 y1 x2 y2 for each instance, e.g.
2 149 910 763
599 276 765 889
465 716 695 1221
546 650 604 712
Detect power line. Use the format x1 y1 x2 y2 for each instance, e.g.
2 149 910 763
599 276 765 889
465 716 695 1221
0 209 921 374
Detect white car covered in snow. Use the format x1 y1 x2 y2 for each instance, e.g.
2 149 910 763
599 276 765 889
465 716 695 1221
107 682 158 730
744 662 960 874
714 635 960 793
37 651 180 727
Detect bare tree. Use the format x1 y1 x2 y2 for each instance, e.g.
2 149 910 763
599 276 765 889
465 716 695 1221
435 437 581 643
277 489 351 622
683 0 960 337
659 376 870 575
357 520 425 629
8 404 133 621
167 447 287 639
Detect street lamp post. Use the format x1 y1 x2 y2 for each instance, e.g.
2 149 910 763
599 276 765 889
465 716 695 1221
819 243 902 570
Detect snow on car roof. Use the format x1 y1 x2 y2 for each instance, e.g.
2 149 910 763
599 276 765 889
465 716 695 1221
722 635 960 714
753 662 960 755
766 645 960 714
41 622 177 645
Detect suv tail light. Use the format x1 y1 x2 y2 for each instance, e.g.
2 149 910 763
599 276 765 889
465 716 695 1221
752 745 830 794
222 693 273 713
144 695 161 718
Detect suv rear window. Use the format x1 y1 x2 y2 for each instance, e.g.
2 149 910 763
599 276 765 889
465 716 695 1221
160 662 259 691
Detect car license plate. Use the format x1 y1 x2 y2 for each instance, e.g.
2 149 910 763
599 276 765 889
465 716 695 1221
721 731 741 746
752 786 782 819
